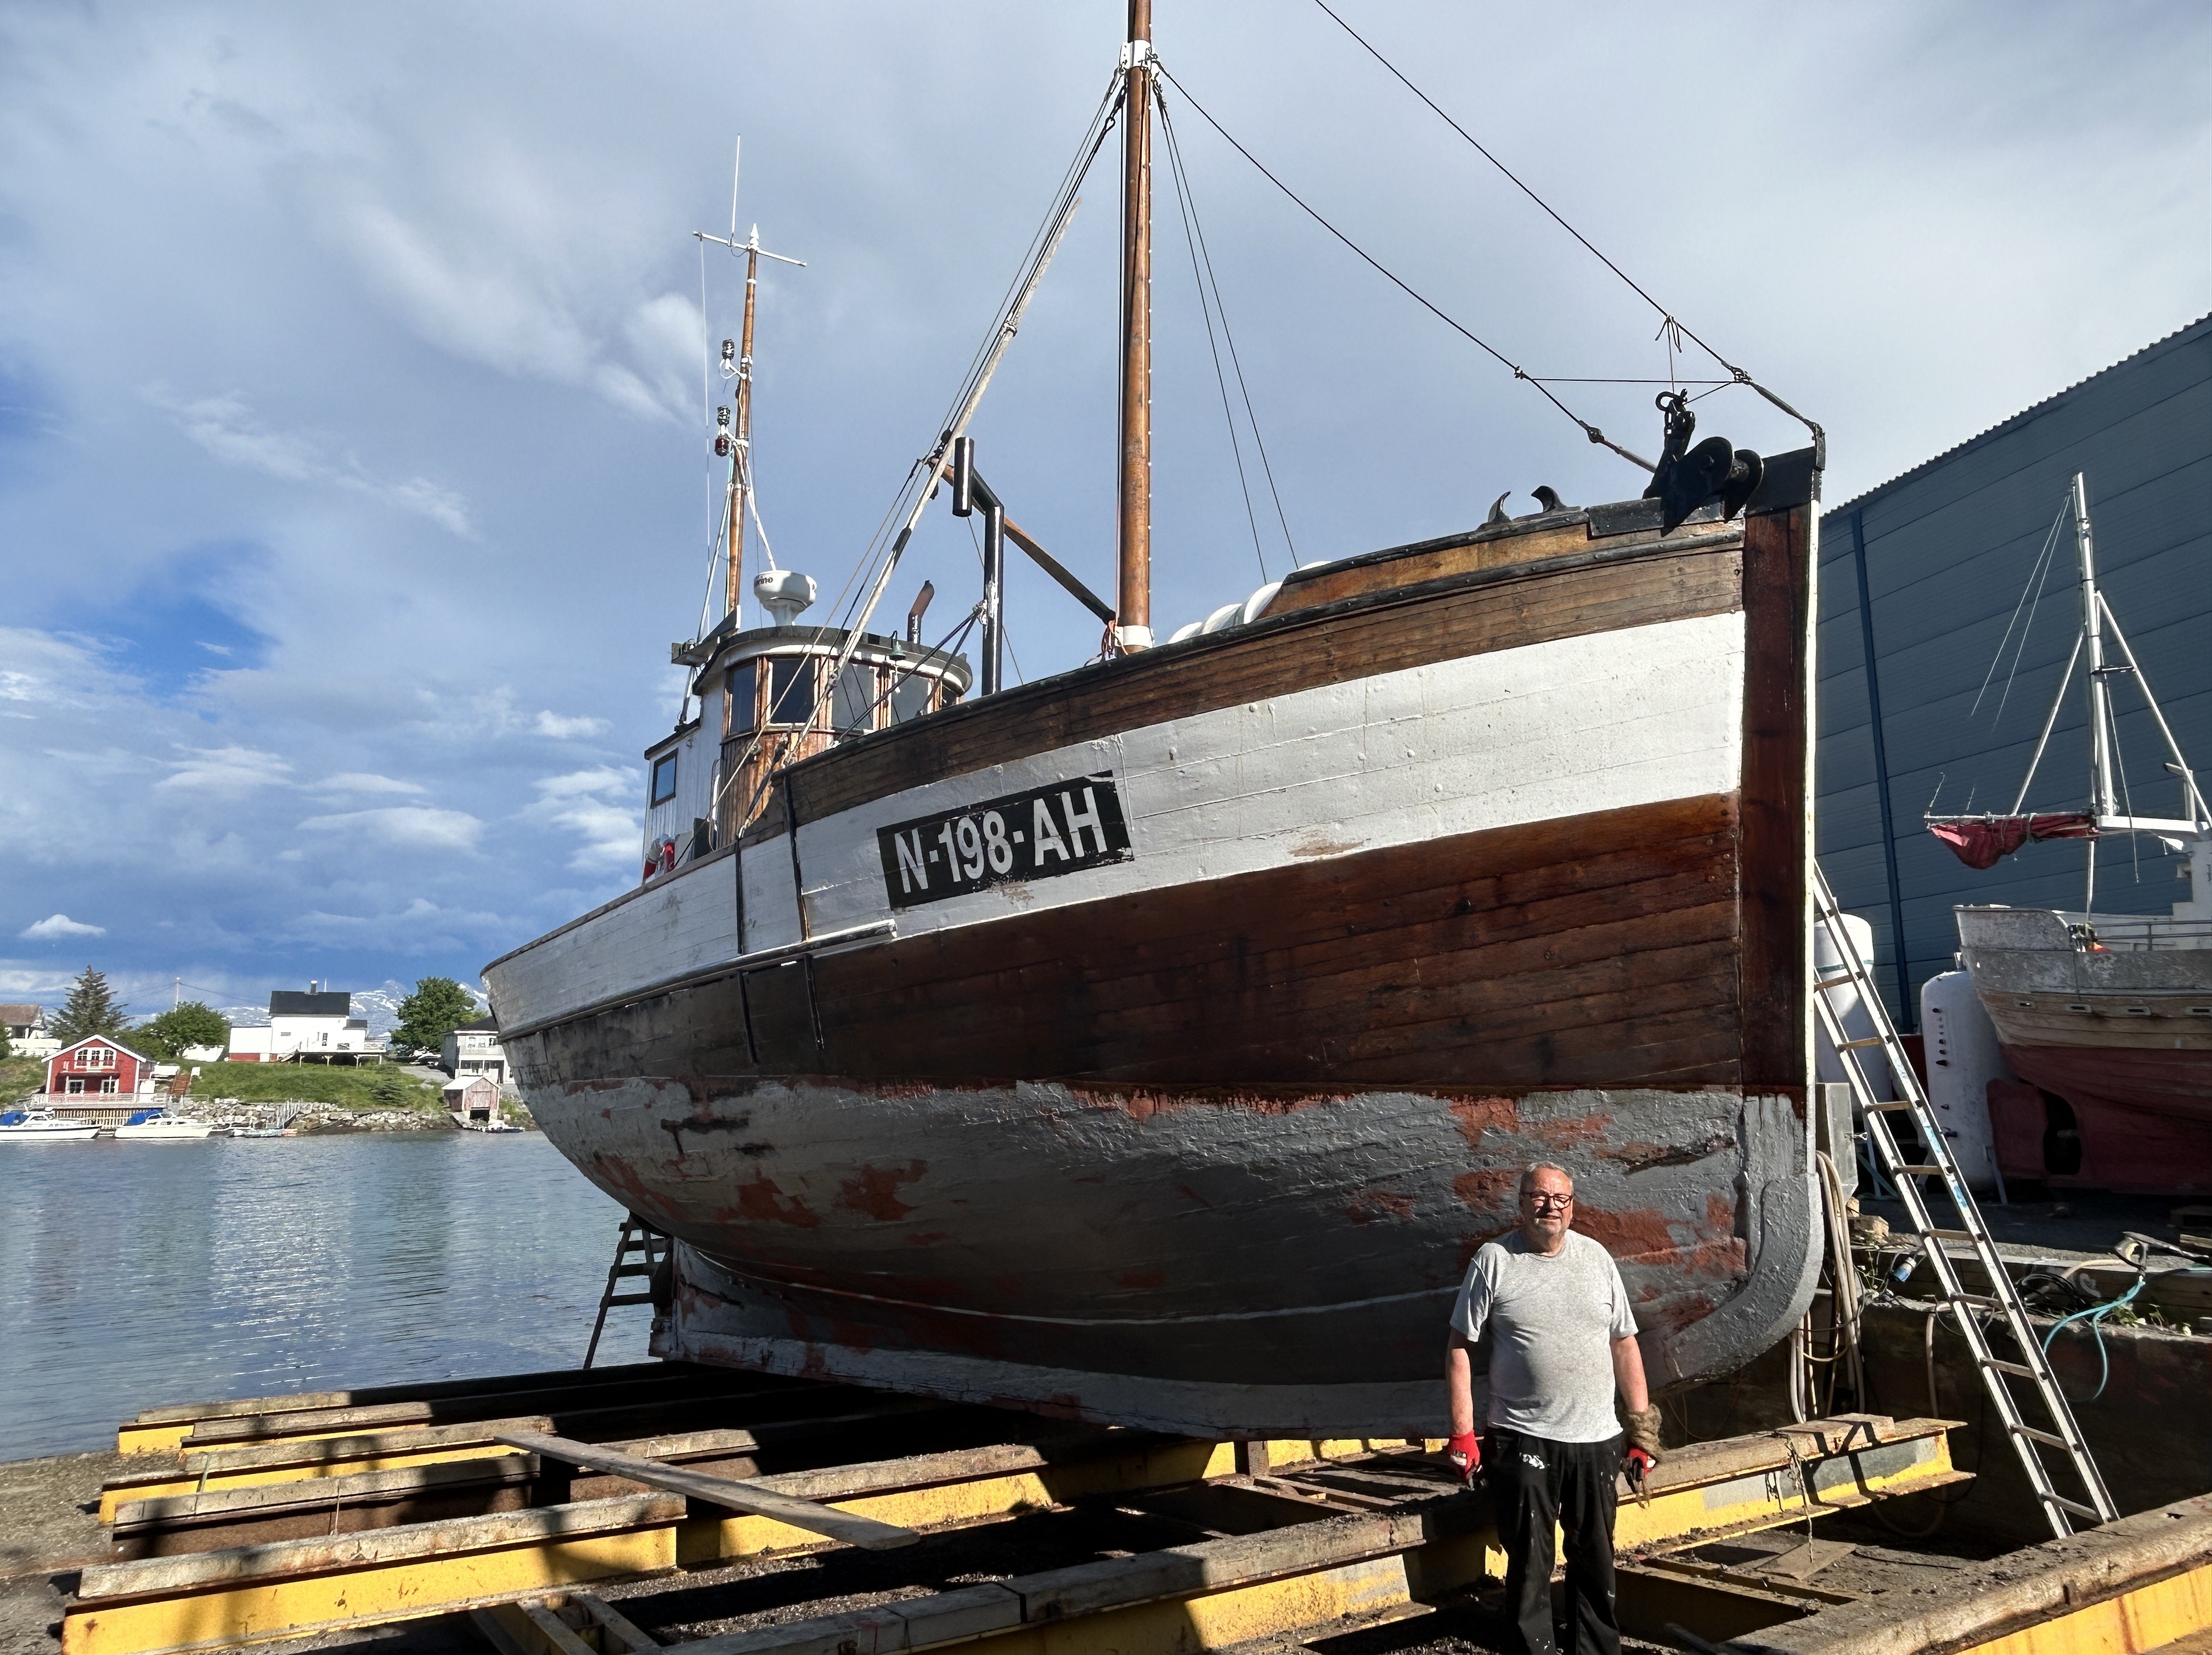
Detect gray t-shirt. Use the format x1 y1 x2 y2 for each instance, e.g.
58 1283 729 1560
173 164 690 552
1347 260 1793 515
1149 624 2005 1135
1449 1229 1639 1443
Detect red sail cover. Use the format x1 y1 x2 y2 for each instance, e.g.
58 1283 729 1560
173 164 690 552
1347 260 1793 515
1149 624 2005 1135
1928 813 2099 870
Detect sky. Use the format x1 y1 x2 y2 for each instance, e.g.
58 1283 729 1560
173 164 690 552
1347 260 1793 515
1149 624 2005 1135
2 1 2208 1019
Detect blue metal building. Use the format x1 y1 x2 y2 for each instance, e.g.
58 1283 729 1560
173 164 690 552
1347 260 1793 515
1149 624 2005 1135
1818 314 2212 1027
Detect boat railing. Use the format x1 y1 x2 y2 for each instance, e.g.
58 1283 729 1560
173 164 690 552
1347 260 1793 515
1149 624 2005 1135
2055 913 2212 952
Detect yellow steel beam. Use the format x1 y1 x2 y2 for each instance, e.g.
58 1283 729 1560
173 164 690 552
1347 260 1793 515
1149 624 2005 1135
1960 1562 2212 1655
65 1497 682 1655
66 1418 1964 1655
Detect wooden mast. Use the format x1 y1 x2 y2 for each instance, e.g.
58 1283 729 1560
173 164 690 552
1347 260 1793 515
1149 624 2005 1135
727 236 761 622
1115 0 1153 650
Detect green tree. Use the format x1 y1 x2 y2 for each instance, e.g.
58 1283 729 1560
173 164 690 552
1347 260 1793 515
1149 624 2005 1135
393 976 479 1057
50 966 130 1045
136 1001 232 1060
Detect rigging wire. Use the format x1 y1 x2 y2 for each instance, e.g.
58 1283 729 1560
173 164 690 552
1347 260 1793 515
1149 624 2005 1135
1151 63 1653 473
1157 83 1298 572
1156 85 1272 581
1307 0 1823 457
1970 497 2070 726
708 69 1130 837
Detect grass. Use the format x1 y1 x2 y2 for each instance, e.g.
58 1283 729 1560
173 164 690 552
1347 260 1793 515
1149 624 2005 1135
188 1061 447 1111
2 1054 46 1103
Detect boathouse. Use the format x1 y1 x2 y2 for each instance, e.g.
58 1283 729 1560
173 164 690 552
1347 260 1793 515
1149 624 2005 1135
442 1074 499 1127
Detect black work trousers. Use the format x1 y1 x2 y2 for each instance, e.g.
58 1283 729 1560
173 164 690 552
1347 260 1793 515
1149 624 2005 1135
1485 1428 1623 1655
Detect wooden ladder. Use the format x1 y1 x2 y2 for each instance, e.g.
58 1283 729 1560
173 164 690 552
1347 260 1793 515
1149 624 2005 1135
1813 864 2117 1536
583 1214 670 1370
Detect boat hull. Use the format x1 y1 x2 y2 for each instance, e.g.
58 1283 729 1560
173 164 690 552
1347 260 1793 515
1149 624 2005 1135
525 1071 1815 1437
492 472 1821 1433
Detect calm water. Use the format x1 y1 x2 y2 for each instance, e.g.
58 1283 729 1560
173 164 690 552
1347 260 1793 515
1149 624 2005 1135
0 1133 642 1460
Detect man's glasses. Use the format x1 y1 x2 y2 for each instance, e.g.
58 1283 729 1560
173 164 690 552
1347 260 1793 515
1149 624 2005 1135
1522 1193 1573 1211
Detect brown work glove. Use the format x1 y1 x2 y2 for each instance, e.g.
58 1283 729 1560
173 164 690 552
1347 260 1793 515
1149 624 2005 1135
1623 1406 1664 1463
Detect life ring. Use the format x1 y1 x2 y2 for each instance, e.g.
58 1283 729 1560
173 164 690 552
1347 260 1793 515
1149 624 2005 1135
643 836 678 881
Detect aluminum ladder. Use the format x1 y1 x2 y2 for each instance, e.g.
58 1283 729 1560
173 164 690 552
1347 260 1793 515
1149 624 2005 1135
583 1214 670 1369
1812 865 2117 1538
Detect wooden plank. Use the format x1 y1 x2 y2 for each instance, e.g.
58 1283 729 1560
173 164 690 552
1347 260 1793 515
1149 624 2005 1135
178 1369 743 1448
74 1494 685 1600
494 1432 918 1551
114 1363 683 1454
1737 500 1815 1095
797 796 1746 1088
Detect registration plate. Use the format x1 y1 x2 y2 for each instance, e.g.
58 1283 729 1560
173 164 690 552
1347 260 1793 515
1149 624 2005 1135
877 772 1132 909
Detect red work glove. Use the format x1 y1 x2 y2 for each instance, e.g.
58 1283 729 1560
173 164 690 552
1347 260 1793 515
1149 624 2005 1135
1446 1431 1482 1484
1624 1444 1656 1489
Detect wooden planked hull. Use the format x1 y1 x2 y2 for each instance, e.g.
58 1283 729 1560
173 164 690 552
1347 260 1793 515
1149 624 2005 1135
489 469 1821 1432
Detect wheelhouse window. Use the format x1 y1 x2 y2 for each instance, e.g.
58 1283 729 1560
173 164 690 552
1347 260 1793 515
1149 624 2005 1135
650 752 679 806
726 662 758 737
889 672 935 725
832 666 881 739
765 656 818 727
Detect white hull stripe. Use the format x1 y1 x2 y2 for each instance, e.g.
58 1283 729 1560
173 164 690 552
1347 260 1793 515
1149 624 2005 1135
489 610 1745 1034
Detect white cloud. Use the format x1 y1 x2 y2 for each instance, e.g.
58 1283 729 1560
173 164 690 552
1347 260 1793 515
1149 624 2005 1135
534 766 632 800
21 913 105 939
533 711 608 739
315 772 428 796
156 745 294 793
297 806 484 851
146 388 473 535
531 767 638 870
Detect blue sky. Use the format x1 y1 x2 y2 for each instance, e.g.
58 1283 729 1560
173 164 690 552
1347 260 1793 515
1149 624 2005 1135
2 1 2208 1018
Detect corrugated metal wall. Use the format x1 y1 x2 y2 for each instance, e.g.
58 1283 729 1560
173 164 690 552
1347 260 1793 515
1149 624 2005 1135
1817 314 2212 1026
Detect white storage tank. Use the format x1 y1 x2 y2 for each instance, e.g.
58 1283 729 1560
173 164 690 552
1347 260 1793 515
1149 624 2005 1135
1920 969 2011 1194
1814 912 1893 1100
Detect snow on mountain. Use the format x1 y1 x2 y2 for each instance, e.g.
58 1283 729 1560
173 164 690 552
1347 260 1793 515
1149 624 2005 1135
217 979 487 1033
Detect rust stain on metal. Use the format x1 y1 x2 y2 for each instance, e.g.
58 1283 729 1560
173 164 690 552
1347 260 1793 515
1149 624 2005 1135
1114 1268 1167 1289
1451 1167 1520 1211
1572 1205 1682 1264
906 1230 952 1247
732 1175 822 1228
837 1161 927 1221
1446 1096 1518 1149
1601 1135 1736 1173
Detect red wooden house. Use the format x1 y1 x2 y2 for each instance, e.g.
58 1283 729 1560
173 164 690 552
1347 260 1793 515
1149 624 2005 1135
46 1036 157 1100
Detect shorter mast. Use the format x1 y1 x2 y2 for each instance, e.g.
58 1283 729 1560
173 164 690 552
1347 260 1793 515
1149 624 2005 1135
729 230 763 619
695 140 805 626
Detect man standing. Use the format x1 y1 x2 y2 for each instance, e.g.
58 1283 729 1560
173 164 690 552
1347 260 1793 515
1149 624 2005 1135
1444 1162 1664 1655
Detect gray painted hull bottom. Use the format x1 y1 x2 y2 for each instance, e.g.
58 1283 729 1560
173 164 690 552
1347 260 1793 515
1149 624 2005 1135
531 1076 1818 1439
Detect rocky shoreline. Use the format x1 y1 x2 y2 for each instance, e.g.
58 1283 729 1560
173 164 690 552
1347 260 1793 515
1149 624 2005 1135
170 1097 533 1133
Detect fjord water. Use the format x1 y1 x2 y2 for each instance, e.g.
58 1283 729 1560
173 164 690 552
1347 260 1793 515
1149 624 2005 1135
0 1133 636 1460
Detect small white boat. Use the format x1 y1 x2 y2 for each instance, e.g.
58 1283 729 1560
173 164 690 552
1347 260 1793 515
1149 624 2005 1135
114 1107 216 1141
0 1107 101 1140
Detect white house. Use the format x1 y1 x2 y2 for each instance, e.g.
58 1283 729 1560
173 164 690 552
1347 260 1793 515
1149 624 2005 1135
442 1016 509 1087
2 1004 59 1060
228 984 385 1065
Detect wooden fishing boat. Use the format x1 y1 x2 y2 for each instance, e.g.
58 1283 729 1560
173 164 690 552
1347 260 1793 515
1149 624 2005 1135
485 4 1825 1436
1934 473 2212 1194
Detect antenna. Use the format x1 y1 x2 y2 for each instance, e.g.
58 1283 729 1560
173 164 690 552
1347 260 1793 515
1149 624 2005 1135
693 140 807 624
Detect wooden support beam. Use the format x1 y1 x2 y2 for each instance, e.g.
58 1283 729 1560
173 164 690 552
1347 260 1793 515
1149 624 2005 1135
116 1363 697 1454
495 1431 919 1551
